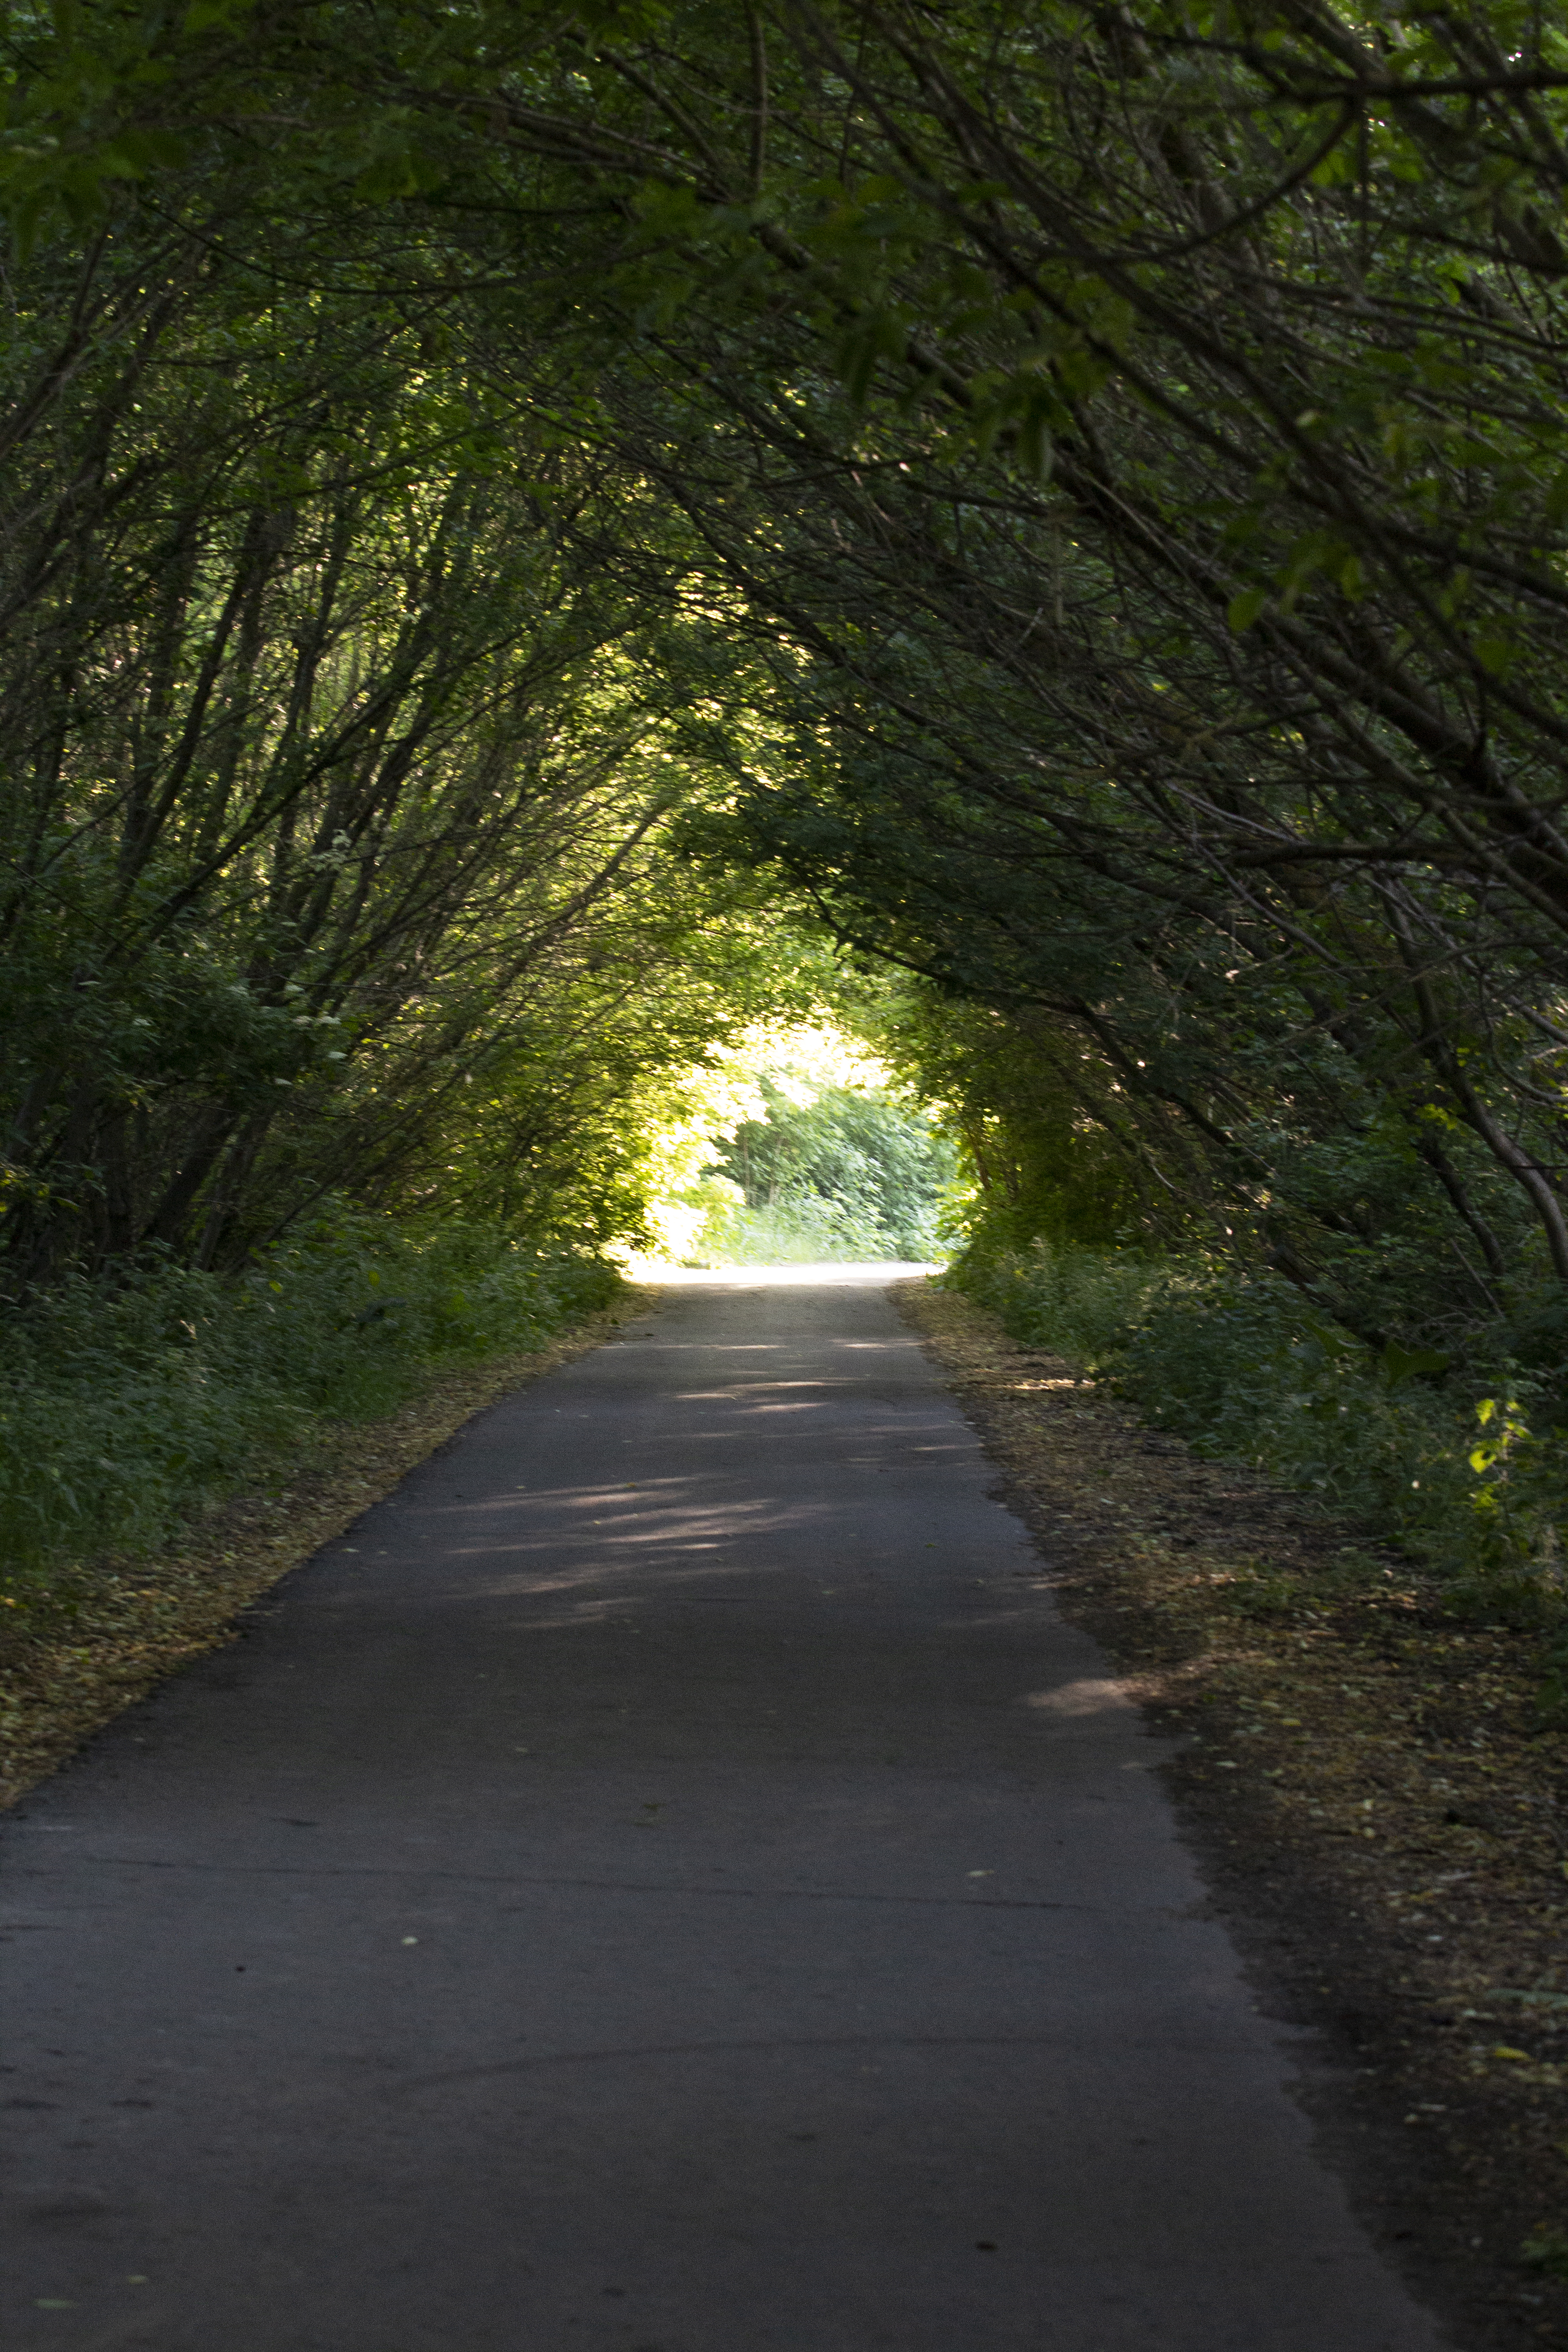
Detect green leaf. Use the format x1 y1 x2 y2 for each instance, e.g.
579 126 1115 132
354 149 423 202
1012 382 1056 481
185 0 256 27
1380 1341 1450 1387
1227 588 1267 633
1310 138 1356 188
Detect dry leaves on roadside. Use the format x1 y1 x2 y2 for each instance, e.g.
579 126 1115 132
897 1277 1568 2352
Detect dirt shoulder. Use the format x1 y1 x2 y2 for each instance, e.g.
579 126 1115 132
0 1289 657 1809
895 1278 1568 2352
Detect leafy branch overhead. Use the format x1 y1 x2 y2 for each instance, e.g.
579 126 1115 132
2 0 1568 1515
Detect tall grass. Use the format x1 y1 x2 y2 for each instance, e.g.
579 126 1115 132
0 1215 619 1606
957 1241 1566 1601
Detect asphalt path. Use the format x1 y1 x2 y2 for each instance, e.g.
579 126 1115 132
2 1267 1449 2351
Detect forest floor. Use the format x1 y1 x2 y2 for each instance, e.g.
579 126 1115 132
0 1287 655 1810
895 1279 1568 2352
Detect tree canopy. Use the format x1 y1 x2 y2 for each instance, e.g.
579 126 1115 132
4 0 1568 1384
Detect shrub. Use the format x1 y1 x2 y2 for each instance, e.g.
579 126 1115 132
705 1081 954 1262
0 1214 618 1606
954 1239 1567 1591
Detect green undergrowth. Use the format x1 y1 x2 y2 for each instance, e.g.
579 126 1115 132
687 1185 929 1264
688 1079 952 1265
954 1241 1568 1664
0 1216 620 1615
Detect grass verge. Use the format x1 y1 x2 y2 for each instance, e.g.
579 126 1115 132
896 1277 1568 2352
0 1287 653 1808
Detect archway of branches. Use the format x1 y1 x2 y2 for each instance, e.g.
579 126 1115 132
4 2 1568 1578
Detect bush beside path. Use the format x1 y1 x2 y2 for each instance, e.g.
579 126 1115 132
0 1288 654 1809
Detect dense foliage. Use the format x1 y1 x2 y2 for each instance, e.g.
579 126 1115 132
702 1079 954 1261
1 1 1566 1593
0 207 795 1275
963 1235 1561 1591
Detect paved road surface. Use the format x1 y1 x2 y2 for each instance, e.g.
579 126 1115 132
2 1268 1448 2351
